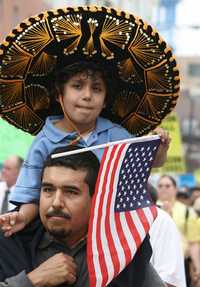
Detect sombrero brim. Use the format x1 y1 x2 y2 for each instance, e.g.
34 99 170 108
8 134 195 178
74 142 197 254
0 6 180 136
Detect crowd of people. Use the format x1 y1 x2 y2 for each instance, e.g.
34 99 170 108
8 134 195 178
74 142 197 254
150 177 200 287
0 4 195 287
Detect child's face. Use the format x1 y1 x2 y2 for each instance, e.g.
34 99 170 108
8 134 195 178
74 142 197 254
59 71 106 130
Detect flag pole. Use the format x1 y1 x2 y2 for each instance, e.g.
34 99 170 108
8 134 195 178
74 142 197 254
51 135 160 159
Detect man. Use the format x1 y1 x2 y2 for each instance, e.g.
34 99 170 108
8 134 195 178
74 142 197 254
0 155 23 214
0 146 165 287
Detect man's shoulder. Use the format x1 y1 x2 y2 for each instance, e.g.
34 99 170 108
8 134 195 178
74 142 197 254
0 219 43 280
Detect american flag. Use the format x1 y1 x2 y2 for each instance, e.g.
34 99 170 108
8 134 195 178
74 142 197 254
87 135 160 287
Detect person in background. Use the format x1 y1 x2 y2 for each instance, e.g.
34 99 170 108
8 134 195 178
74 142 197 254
157 175 200 287
148 183 186 287
176 186 191 206
189 186 200 207
0 156 23 214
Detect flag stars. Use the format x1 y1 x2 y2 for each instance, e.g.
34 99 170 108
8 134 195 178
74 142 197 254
115 139 159 211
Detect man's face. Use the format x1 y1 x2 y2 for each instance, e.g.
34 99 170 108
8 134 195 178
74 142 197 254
39 166 92 246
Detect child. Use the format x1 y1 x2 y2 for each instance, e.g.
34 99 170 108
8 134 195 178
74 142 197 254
0 6 177 236
0 60 170 236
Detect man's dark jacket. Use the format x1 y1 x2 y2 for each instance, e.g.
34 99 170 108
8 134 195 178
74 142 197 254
0 218 157 287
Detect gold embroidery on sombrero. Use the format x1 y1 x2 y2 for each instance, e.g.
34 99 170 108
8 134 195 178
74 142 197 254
15 20 54 56
26 85 50 112
28 52 57 76
0 43 33 78
51 14 82 55
83 18 98 56
145 60 174 93
0 6 180 136
118 58 143 84
99 15 134 59
4 105 43 134
113 89 141 119
0 80 24 111
141 92 177 120
123 113 158 136
128 25 165 69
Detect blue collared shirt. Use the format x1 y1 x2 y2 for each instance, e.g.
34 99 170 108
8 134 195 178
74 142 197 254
10 116 132 204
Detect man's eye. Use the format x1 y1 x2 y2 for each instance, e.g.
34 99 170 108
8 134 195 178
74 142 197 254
42 187 53 193
64 189 79 195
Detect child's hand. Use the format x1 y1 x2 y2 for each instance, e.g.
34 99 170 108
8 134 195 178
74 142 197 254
151 127 171 167
0 211 26 237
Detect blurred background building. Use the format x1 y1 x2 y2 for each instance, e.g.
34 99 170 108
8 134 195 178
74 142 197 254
0 0 49 42
0 0 200 182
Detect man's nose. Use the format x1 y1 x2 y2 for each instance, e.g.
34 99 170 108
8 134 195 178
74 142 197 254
52 190 65 208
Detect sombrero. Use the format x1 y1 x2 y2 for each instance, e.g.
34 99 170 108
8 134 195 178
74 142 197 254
0 6 180 136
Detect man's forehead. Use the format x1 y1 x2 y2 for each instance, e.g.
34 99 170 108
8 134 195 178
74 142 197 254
42 166 87 184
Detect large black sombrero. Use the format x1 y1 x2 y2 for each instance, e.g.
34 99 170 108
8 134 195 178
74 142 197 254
0 6 180 136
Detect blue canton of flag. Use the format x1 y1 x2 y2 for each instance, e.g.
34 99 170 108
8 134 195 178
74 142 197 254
115 141 159 212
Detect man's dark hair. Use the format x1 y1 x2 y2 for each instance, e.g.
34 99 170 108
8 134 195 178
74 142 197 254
43 145 100 196
54 60 121 109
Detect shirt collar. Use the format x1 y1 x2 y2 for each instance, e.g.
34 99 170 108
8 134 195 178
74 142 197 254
43 115 80 144
43 116 114 144
38 232 87 256
95 117 114 133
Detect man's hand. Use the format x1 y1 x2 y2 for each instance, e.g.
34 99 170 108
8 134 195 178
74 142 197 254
0 211 26 237
151 127 171 167
27 252 77 287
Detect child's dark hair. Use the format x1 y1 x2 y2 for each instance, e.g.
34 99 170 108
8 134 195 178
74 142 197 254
42 145 100 197
54 60 121 109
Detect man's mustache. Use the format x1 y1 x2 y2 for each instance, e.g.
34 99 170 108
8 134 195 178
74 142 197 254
46 211 71 219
